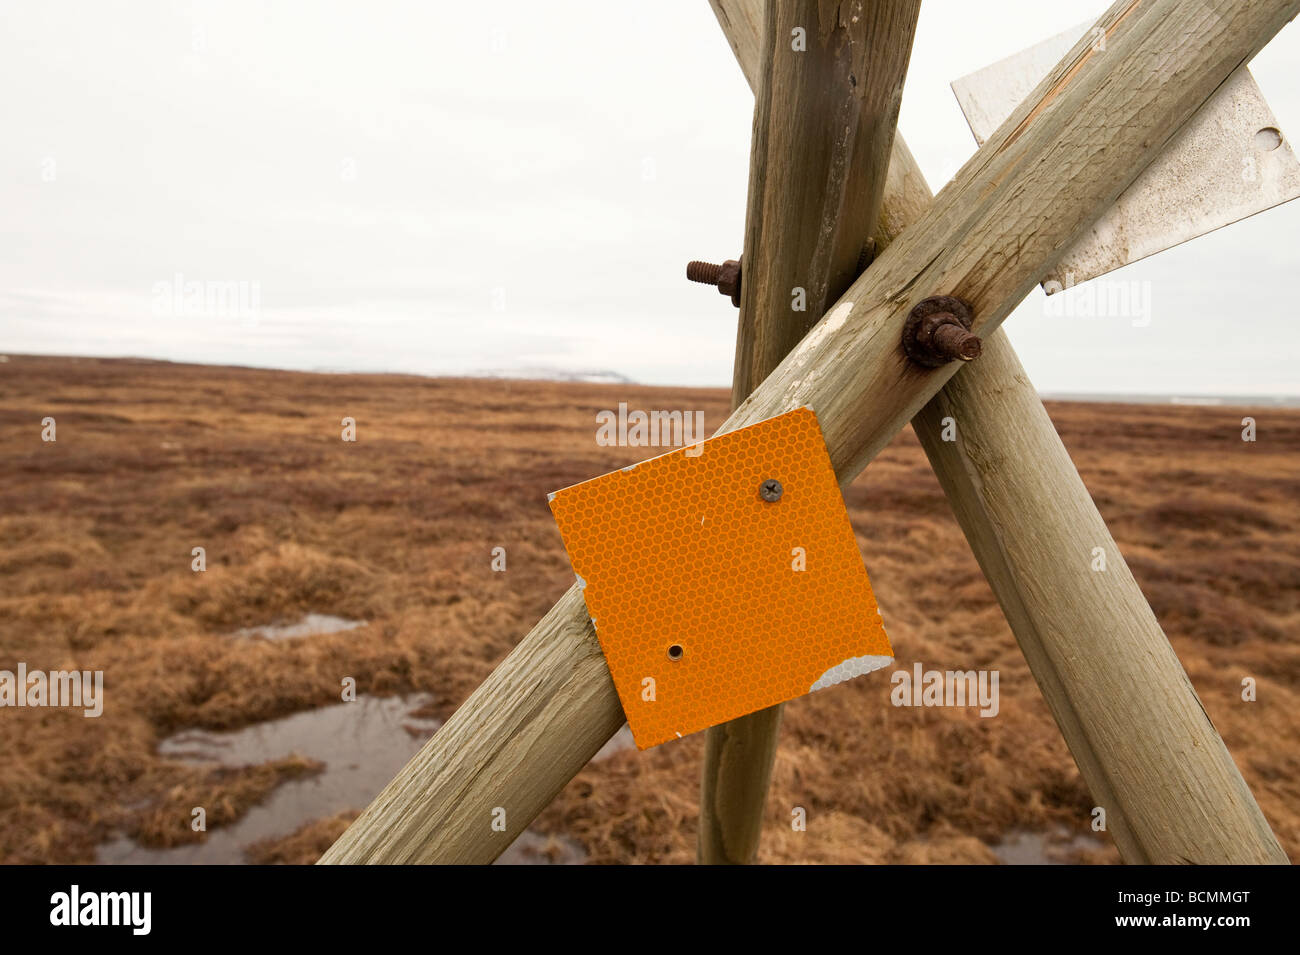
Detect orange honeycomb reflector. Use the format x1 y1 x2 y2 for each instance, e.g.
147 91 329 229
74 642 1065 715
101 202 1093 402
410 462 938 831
548 406 892 749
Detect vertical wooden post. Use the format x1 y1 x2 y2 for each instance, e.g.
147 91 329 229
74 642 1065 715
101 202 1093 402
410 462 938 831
701 0 921 865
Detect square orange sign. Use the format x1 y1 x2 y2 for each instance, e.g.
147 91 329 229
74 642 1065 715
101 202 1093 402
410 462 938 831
547 406 892 749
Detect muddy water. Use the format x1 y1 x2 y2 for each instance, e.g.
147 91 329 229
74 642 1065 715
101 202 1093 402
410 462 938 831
229 613 365 641
99 694 439 864
496 830 588 865
991 828 1108 864
99 694 599 865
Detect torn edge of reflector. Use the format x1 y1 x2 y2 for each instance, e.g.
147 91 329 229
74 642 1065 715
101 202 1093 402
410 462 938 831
809 654 894 693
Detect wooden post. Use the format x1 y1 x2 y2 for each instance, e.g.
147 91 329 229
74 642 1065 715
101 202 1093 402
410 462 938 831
707 0 931 246
728 0 921 403
321 0 1297 864
914 334 1289 863
701 0 921 865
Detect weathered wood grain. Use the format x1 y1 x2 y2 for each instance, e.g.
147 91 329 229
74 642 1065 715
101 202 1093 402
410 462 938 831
708 0 931 248
729 0 920 402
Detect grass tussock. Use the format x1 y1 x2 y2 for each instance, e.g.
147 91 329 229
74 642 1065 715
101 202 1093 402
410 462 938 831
246 810 359 865
128 756 324 848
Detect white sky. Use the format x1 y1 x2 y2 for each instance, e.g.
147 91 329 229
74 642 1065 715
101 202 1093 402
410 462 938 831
2 0 1298 395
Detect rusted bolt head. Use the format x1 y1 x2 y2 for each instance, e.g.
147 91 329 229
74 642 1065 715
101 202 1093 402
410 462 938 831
716 258 742 307
759 478 783 502
902 296 981 368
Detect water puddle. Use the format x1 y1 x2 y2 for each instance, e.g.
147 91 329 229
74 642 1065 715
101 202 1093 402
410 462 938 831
100 693 591 865
494 830 588 865
991 827 1108 864
228 613 365 641
99 694 439 864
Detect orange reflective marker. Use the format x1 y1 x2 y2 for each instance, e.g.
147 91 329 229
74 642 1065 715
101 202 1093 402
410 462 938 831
548 406 892 749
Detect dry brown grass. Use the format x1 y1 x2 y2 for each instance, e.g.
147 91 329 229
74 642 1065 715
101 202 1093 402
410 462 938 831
246 810 359 865
1 355 1296 864
130 756 323 849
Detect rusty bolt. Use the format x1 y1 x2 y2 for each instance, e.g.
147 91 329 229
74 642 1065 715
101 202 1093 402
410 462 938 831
902 296 981 368
687 257 742 307
759 478 783 502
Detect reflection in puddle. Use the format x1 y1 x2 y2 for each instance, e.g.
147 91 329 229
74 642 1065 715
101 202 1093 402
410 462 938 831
229 613 366 641
99 694 439 864
991 828 1107 865
495 830 588 865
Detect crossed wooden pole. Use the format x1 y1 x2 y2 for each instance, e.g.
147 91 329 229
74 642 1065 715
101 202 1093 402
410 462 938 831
321 0 1294 865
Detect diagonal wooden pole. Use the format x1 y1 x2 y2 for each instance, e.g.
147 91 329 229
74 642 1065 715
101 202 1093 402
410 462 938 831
915 332 1289 863
708 0 1289 864
700 0 922 866
320 0 1296 863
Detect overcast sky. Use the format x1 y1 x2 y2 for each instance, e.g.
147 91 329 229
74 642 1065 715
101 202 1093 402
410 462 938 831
2 0 1298 395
